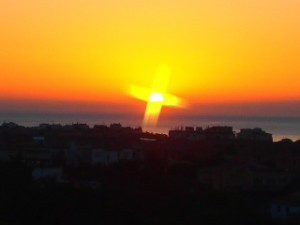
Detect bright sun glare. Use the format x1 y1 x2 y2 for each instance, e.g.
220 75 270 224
149 93 164 103
128 65 186 128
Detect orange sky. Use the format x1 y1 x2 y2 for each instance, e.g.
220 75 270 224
1 0 300 114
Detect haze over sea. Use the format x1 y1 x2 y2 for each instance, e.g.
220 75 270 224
0 111 299 142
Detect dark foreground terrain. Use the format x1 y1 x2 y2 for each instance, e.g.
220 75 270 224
1 122 300 224
0 161 292 225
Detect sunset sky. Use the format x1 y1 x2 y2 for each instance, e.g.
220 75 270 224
1 0 300 116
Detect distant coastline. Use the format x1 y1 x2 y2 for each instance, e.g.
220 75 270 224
0 111 299 142
1 112 299 141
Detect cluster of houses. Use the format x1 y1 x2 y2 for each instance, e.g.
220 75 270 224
1 122 300 222
169 126 273 142
0 138 143 166
0 123 299 188
197 163 291 192
67 144 143 166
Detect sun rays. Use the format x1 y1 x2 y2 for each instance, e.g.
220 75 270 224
128 65 186 129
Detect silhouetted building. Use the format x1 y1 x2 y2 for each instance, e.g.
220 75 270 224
237 128 273 142
169 126 235 141
185 126 194 132
110 123 122 130
204 126 235 140
1 122 19 129
197 163 290 191
91 148 142 165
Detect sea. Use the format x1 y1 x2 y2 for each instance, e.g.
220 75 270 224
0 111 299 141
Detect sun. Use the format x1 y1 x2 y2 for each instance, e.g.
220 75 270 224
149 92 164 103
128 65 186 128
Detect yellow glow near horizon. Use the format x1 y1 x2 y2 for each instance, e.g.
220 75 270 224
1 0 300 110
129 65 186 128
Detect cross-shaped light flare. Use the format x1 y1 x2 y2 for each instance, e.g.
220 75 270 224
128 65 186 129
